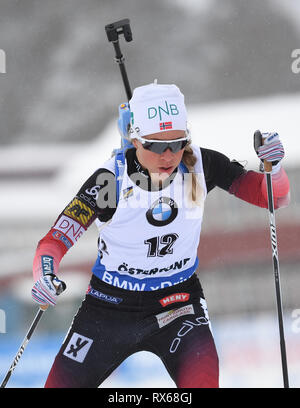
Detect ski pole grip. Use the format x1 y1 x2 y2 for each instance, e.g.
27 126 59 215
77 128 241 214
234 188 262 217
264 160 272 173
262 135 273 173
40 304 49 311
254 130 272 173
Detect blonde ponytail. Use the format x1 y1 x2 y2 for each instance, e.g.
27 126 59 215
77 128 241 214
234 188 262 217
182 143 204 207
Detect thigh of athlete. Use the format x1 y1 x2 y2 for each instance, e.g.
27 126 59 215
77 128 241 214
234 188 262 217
144 297 219 388
44 297 138 388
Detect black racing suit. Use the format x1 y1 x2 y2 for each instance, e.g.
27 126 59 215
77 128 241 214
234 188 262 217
44 147 245 388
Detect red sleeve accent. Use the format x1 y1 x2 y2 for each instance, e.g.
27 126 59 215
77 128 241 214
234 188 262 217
32 210 90 280
32 195 97 281
229 167 290 209
32 228 71 281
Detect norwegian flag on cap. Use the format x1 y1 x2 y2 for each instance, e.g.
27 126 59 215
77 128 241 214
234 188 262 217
160 122 173 130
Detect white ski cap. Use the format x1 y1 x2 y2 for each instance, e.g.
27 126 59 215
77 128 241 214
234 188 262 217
129 82 187 137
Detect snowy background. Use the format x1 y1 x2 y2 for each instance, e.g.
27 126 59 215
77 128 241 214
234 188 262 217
0 0 300 388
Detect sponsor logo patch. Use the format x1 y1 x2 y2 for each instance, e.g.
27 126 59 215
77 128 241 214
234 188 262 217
146 196 178 227
63 198 95 226
148 101 179 120
159 292 190 307
169 316 209 354
53 215 85 244
52 230 72 249
156 304 194 328
63 332 93 363
86 285 123 304
122 187 134 200
41 256 54 275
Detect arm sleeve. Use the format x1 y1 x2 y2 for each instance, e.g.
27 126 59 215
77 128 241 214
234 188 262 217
229 167 290 209
33 168 116 281
201 147 246 193
201 147 290 209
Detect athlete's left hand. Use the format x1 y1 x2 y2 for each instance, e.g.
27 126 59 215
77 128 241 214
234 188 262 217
31 273 66 307
254 131 285 164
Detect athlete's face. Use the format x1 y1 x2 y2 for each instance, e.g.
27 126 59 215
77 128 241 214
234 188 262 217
132 130 186 183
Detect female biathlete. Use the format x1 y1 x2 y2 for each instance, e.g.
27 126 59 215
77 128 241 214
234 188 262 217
31 83 290 388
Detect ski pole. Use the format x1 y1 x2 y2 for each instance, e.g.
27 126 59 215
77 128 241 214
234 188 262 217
105 18 133 101
254 130 289 388
0 305 48 388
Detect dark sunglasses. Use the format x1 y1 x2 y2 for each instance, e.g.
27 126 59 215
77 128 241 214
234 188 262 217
142 138 189 154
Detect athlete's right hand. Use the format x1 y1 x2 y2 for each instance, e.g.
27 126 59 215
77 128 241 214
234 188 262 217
31 273 66 307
